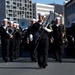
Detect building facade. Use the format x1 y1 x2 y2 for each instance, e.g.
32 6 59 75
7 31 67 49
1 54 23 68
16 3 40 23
64 0 75 26
33 3 54 20
33 3 64 24
0 0 33 25
50 3 64 24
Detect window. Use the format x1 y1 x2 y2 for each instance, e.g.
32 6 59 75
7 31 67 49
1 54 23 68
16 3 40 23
27 16 29 18
29 1 32 3
6 1 10 4
25 8 27 10
27 12 29 14
30 12 32 15
7 18 10 20
30 16 32 18
13 18 17 20
22 11 24 14
20 3 22 6
20 11 21 15
17 3 19 7
9 10 12 12
7 5 10 8
9 14 12 16
13 2 16 5
23 7 24 10
13 13 17 17
13 6 16 9
25 4 27 7
30 9 32 11
17 11 20 15
25 0 27 3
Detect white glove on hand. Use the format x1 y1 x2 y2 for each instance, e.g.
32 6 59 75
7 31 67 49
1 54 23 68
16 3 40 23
43 27 53 33
29 34 33 42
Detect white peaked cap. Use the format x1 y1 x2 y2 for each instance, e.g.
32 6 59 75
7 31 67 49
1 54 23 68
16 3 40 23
3 18 8 21
38 13 44 16
16 23 19 26
10 21 14 24
55 17 60 20
31 18 36 21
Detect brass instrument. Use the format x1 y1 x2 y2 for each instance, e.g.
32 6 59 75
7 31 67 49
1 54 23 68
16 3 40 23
34 11 53 44
6 26 14 35
18 18 29 30
6 26 15 38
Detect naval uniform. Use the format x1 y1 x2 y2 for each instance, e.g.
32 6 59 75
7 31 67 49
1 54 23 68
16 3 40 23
7 26 15 61
52 24 63 62
31 22 52 68
0 25 10 62
27 25 37 62
14 28 22 59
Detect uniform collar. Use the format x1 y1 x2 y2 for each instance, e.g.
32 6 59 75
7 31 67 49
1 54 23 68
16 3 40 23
56 24 60 27
38 20 43 25
3 25 7 29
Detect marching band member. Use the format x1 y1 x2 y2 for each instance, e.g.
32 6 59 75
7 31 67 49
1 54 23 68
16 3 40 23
66 23 75 58
28 18 37 62
52 17 64 63
30 13 52 68
13 23 17 29
0 18 9 62
8 21 15 61
14 23 22 59
30 19 37 26
22 18 37 61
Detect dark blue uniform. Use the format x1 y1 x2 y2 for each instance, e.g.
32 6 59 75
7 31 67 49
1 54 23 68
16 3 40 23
14 28 22 59
0 25 10 62
31 22 52 68
52 24 63 62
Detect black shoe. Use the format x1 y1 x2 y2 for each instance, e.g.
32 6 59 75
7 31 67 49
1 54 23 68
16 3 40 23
34 60 37 62
10 59 13 62
39 66 43 69
10 60 13 62
55 59 59 62
59 59 62 63
3 60 8 62
42 64 48 69
46 64 48 66
38 65 43 69
43 65 47 69
31 59 37 62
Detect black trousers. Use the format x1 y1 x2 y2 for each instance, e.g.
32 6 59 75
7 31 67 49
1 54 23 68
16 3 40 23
53 41 62 61
29 41 37 61
1 39 10 61
14 39 21 59
37 37 49 66
9 38 15 60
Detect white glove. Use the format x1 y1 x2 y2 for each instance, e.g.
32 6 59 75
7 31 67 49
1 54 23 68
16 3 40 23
29 34 33 41
43 27 53 33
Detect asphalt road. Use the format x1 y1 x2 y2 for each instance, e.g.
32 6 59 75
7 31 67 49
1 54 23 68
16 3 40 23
0 43 75 75
0 58 75 75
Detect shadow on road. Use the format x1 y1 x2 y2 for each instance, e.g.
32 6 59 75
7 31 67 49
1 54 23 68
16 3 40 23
0 66 40 69
0 58 75 63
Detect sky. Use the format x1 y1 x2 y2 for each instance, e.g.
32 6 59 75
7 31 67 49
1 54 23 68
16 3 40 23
32 0 65 5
